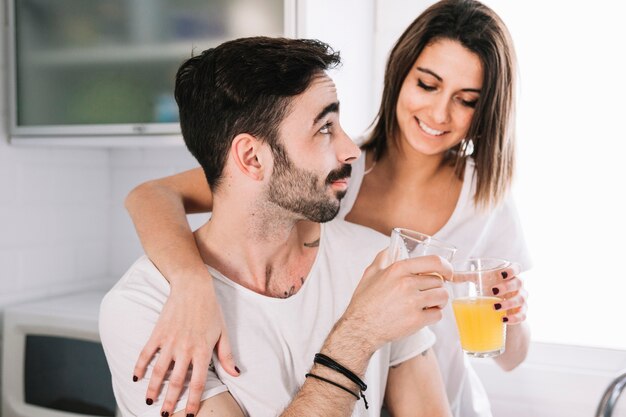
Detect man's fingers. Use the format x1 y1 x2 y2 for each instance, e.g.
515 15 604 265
392 255 454 282
419 287 449 310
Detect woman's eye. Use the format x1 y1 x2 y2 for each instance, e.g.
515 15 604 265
417 79 436 91
319 122 333 135
461 99 478 109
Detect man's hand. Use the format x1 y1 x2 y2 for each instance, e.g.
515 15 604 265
339 249 453 355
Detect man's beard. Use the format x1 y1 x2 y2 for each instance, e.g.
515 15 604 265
266 143 351 223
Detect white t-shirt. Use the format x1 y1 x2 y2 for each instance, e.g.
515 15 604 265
339 151 532 417
100 220 436 417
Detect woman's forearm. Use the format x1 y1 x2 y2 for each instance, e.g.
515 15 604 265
494 322 530 371
125 168 213 283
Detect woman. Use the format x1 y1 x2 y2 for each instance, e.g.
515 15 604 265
126 1 530 416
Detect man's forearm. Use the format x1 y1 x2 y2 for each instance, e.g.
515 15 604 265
280 316 376 416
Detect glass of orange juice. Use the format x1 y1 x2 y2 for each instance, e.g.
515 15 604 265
450 258 513 358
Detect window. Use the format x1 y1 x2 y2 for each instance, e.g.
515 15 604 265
484 0 626 349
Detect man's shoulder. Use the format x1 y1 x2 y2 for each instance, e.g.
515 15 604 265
103 256 169 305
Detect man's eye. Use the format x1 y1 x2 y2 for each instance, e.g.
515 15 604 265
319 122 333 134
417 79 436 91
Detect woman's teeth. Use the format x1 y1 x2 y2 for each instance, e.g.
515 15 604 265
417 118 445 136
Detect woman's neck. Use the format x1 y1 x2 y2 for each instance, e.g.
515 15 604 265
374 140 451 188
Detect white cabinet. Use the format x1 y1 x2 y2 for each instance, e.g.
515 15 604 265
8 0 292 146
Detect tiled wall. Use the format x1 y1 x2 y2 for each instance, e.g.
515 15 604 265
0 141 111 306
108 147 208 278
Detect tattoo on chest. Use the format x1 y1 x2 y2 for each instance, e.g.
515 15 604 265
283 285 295 298
303 238 320 248
282 277 305 298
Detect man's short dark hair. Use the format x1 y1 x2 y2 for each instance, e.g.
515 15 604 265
174 37 341 191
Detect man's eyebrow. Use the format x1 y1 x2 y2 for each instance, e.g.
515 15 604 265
416 67 481 93
313 102 339 125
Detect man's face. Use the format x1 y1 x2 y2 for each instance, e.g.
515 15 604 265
266 75 360 223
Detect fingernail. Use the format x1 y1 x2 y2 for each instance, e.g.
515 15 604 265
492 287 500 295
161 412 169 417
503 317 509 323
235 366 241 374
502 271 508 279
146 398 153 406
187 414 194 417
133 375 138 382
494 303 502 310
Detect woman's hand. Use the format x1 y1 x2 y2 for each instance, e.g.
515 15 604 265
133 274 239 417
489 264 528 325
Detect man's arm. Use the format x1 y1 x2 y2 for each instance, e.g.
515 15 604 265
384 349 452 417
176 252 452 416
281 252 452 416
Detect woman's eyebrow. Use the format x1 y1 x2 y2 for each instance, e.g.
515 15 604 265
416 67 481 93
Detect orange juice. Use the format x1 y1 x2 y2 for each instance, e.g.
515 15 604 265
452 296 506 355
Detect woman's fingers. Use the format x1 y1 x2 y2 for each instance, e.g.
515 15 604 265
490 276 523 297
134 337 159 382
496 288 528 324
145 348 173 403
183 356 211 417
160 356 191 416
216 328 240 377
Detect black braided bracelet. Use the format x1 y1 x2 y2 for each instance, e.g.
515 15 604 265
305 373 360 401
313 353 369 409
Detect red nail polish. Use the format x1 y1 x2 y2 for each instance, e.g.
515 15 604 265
492 288 500 295
133 375 138 382
146 398 153 406
235 366 241 374
494 303 502 310
503 317 509 323
161 412 169 417
187 414 195 417
502 271 509 279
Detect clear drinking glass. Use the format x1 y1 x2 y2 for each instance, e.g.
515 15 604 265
449 258 514 358
388 228 457 265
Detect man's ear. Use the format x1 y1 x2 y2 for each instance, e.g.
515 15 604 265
230 133 269 181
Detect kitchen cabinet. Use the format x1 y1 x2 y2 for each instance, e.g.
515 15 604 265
8 0 294 146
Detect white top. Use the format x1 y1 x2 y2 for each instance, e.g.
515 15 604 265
339 151 532 417
100 220 436 417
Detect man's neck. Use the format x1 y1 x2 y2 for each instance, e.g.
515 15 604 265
194 201 321 298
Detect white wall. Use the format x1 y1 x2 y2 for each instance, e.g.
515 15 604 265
473 343 626 417
108 147 206 277
0 9 112 307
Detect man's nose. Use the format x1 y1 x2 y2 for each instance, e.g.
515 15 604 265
336 128 361 164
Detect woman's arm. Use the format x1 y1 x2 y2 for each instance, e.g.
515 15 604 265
125 168 239 417
489 272 530 371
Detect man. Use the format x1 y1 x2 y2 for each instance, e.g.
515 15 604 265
100 37 452 417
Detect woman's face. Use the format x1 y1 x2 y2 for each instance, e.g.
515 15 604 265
395 39 483 157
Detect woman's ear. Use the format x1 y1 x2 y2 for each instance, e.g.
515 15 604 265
230 133 269 181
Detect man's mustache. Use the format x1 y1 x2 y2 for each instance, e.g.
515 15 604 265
326 164 352 184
